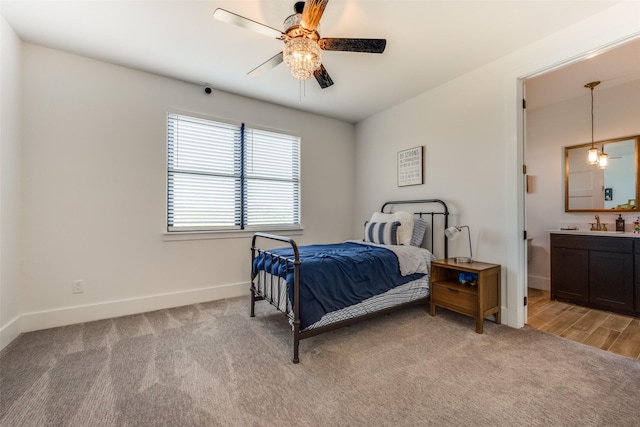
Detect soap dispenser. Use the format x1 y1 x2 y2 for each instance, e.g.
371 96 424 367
616 214 625 232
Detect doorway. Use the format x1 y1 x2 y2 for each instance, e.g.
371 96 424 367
520 37 640 327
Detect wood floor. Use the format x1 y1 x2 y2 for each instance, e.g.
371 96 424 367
526 288 640 360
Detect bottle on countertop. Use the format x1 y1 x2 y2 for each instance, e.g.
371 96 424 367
616 214 625 232
634 217 640 234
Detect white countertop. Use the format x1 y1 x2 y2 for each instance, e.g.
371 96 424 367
549 229 640 238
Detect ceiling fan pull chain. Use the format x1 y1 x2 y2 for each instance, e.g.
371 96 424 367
297 79 308 103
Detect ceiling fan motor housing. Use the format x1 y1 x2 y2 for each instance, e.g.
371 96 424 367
284 4 320 40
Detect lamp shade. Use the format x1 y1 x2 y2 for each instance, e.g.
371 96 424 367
445 226 461 240
444 225 473 262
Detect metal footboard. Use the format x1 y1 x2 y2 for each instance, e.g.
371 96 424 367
250 232 302 363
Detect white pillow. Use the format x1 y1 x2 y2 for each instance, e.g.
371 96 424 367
370 211 414 245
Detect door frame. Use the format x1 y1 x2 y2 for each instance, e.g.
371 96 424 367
513 34 640 327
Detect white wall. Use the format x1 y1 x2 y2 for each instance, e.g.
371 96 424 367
355 59 511 317
0 15 22 350
526 79 640 290
355 1 640 327
6 1 640 348
20 44 355 332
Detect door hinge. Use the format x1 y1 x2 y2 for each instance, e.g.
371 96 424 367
523 164 527 174
522 99 526 109
523 230 527 240
524 296 528 306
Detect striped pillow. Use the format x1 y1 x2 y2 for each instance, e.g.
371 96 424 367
370 211 413 245
410 218 429 247
363 221 401 245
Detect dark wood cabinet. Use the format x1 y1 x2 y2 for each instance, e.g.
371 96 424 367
589 250 634 311
550 233 637 316
634 242 640 313
550 246 589 303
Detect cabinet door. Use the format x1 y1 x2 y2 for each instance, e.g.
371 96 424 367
551 247 589 303
590 251 634 312
634 243 640 314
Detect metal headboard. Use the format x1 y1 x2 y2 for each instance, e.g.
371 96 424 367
380 199 449 259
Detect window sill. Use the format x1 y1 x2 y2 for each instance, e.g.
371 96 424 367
163 227 304 242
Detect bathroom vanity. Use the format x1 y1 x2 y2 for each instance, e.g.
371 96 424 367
550 231 640 316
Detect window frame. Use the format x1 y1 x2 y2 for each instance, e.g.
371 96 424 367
165 112 302 236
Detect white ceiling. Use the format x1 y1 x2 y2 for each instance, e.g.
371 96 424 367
525 37 640 110
1 0 630 123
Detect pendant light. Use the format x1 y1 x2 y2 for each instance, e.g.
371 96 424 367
585 81 601 166
598 145 608 169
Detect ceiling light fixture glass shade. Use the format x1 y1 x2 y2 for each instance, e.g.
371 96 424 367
598 146 608 169
587 146 599 165
283 37 322 80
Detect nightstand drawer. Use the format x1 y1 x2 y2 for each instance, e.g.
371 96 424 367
432 283 476 315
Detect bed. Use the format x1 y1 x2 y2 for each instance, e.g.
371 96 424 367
250 199 450 363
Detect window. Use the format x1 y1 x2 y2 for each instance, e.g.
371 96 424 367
167 113 300 232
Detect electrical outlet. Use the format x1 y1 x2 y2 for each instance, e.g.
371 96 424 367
72 280 84 294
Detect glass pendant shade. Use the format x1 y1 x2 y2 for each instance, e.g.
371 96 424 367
598 149 608 169
588 146 599 164
283 37 322 80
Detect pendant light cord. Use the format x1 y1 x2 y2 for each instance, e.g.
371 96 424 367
590 87 594 148
585 81 600 149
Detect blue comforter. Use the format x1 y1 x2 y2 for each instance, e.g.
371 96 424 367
252 242 425 330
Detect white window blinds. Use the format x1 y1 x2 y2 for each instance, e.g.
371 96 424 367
167 114 300 231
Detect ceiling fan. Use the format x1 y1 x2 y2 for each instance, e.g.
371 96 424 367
213 0 386 89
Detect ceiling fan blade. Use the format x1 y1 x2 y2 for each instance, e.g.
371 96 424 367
319 38 386 54
248 52 284 77
313 64 334 89
213 8 283 39
300 0 329 32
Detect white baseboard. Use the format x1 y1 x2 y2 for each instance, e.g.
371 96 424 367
20 282 250 333
0 315 22 352
527 275 550 291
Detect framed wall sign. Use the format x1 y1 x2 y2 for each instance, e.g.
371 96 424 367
398 146 424 186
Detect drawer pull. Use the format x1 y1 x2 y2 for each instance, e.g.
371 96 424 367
447 287 459 293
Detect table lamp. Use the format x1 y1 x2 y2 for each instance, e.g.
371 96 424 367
444 225 473 263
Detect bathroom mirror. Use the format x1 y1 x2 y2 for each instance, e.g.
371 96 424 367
565 135 640 212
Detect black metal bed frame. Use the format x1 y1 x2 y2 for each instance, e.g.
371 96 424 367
250 199 449 363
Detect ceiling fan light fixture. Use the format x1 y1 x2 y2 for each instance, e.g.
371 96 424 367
214 1 386 89
283 37 322 80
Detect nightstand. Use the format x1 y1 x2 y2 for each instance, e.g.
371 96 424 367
430 258 501 333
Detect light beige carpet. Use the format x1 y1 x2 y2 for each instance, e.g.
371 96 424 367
2 296 640 426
